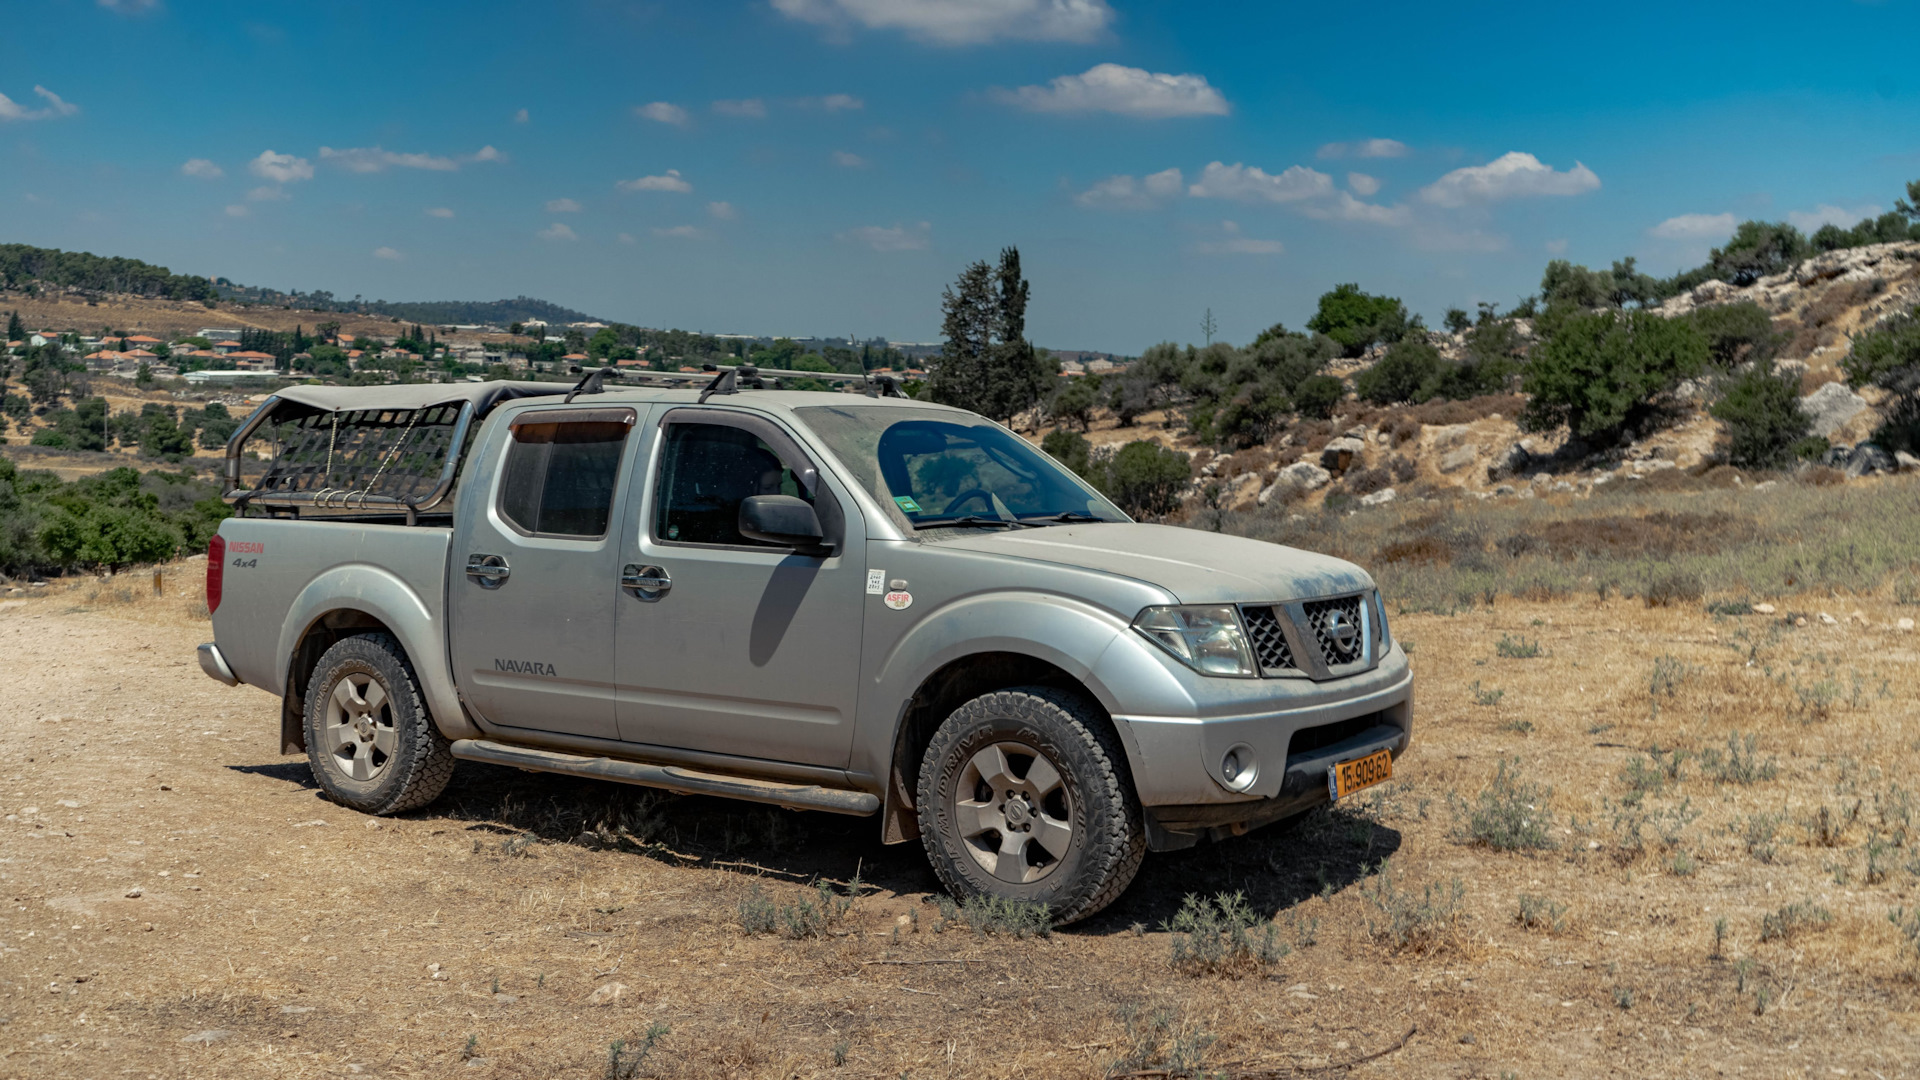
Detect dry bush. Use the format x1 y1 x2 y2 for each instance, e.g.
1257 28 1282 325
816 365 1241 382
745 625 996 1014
1410 393 1526 426
1390 455 1418 483
1377 535 1453 566
1522 511 1749 559
1346 465 1392 495
1801 367 1847 394
1387 415 1422 447
1802 466 1846 486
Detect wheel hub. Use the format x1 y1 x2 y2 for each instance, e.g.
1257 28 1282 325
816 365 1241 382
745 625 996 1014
1003 797 1032 828
953 741 1074 884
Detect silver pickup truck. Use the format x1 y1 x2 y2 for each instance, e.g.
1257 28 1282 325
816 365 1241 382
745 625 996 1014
199 374 1411 922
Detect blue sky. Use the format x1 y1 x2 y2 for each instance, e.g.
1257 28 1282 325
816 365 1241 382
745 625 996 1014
5 1 1919 353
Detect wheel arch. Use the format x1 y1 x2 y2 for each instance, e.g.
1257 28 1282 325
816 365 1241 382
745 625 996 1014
878 650 1135 846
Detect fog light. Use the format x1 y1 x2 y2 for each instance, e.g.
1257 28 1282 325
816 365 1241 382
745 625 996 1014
1219 744 1257 792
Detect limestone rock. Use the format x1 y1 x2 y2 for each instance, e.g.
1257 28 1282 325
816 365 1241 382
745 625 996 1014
1320 437 1365 474
1278 460 1331 490
1896 450 1920 473
1359 488 1397 507
1438 445 1477 474
1803 381 1869 438
588 981 630 1006
1845 443 1896 478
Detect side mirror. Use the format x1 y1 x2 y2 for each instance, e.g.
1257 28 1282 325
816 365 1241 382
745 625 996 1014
739 494 827 550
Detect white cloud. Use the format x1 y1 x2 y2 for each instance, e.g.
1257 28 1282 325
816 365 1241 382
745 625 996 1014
617 233 637 245
1648 212 1736 240
713 98 767 118
247 185 288 202
373 246 403 260
0 86 80 123
1787 203 1882 232
707 201 738 220
1300 190 1411 226
224 204 249 218
98 0 161 12
1419 151 1599 207
1347 172 1380 197
991 64 1228 119
1192 220 1282 256
617 169 692 193
636 102 689 126
180 158 223 179
513 108 529 123
317 145 501 173
838 222 931 251
1544 238 1569 255
1072 167 1182 210
1188 161 1332 203
1317 138 1409 160
771 0 1112 45
819 93 864 111
832 150 869 168
537 223 577 241
546 197 583 213
426 207 455 218
248 150 313 183
653 225 704 239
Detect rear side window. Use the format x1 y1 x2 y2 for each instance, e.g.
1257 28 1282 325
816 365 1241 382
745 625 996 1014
498 411 634 538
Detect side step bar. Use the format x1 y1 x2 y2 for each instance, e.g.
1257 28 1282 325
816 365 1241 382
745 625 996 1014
448 739 881 816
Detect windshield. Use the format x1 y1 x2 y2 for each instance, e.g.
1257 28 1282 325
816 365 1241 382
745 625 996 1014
794 404 1128 529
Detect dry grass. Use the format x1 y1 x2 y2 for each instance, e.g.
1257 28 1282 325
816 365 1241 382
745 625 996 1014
4 535 1920 1076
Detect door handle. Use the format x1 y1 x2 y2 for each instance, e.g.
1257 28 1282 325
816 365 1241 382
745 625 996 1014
621 563 671 599
465 553 510 587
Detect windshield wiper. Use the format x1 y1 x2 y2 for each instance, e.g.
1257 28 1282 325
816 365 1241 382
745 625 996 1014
911 515 1035 530
1018 511 1112 525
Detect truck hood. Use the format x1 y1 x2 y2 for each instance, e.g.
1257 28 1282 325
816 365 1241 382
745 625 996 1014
934 523 1373 605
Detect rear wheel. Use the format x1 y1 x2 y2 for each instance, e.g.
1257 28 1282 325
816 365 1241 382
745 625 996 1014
303 633 454 815
916 687 1145 925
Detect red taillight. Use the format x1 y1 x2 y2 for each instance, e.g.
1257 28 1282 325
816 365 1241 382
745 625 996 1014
206 534 225 614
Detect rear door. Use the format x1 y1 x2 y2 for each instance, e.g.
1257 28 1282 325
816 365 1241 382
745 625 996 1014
447 404 644 742
611 407 867 767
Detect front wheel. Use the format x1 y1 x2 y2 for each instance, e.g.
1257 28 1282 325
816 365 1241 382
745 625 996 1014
303 632 454 815
916 687 1146 925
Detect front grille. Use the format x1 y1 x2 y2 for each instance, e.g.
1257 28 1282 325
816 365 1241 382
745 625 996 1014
1240 605 1295 672
1303 595 1366 666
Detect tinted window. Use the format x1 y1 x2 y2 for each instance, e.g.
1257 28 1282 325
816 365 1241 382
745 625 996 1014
498 419 630 538
653 422 811 547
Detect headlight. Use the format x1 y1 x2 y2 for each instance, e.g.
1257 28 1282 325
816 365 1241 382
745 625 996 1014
1133 605 1258 677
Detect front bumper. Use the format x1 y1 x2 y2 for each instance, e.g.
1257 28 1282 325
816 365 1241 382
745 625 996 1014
197 642 240 686
1109 649 1412 850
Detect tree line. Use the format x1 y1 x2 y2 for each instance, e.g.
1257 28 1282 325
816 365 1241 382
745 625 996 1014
0 244 218 302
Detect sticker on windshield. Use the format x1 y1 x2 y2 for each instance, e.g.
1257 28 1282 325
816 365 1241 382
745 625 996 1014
892 496 922 513
866 569 886 595
884 590 913 611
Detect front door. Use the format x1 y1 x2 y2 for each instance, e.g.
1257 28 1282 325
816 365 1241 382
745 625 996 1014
612 407 866 767
447 404 642 742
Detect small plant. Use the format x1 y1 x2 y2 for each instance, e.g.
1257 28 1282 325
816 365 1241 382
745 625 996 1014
1700 732 1778 785
1895 574 1920 606
1360 858 1466 952
1649 655 1691 696
1109 1005 1215 1078
738 886 779 935
1471 680 1506 707
499 832 537 858
1805 801 1860 847
1759 900 1833 943
831 1039 850 1068
1499 719 1536 736
1454 758 1557 851
1516 893 1568 932
1888 906 1920 971
933 893 1053 938
461 1034 479 1061
1669 850 1697 876
1734 957 1755 994
1706 599 1754 616
607 1023 670 1080
1713 916 1728 957
1737 811 1785 863
1609 798 1699 863
1613 986 1634 1010
1867 834 1894 885
1165 892 1287 976
738 874 864 939
1496 633 1544 659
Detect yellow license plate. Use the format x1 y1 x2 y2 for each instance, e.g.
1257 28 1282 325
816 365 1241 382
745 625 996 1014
1329 748 1392 801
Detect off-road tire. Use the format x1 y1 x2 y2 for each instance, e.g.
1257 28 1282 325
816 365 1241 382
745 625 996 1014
916 686 1146 925
303 632 455 815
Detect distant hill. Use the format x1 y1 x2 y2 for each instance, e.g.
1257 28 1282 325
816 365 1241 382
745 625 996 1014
0 242 602 327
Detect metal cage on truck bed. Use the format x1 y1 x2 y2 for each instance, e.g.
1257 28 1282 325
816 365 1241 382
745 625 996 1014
222 381 570 522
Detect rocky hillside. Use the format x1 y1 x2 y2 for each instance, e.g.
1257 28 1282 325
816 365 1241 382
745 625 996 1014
1050 240 1920 514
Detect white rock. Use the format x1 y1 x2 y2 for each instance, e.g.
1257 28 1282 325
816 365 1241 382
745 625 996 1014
1897 450 1920 473
1277 461 1332 491
1803 381 1869 438
1753 480 1778 492
1438 446 1477 474
1752 603 1776 615
588 981 629 1006
125 887 142 898
1899 618 1915 633
1817 612 1838 625
1359 488 1397 507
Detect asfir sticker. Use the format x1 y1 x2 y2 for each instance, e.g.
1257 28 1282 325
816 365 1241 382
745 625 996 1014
865 568 886 595
883 590 913 610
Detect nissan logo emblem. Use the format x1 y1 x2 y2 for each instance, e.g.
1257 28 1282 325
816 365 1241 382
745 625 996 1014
1325 609 1359 654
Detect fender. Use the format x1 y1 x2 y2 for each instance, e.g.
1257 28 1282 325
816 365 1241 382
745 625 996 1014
276 562 479 742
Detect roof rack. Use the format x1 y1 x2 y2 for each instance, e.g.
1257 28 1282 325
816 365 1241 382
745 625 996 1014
574 363 907 403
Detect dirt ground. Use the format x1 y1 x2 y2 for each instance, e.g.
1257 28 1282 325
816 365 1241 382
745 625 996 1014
3 564 1920 1078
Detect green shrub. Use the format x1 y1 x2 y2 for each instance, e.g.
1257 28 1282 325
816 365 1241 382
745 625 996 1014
1711 366 1812 468
1354 337 1442 405
1164 892 1286 976
1842 305 1920 454
1455 758 1556 851
1104 440 1191 519
1293 374 1346 419
1690 301 1781 367
1522 307 1708 442
1306 283 1413 358
1359 858 1466 951
1040 428 1093 479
